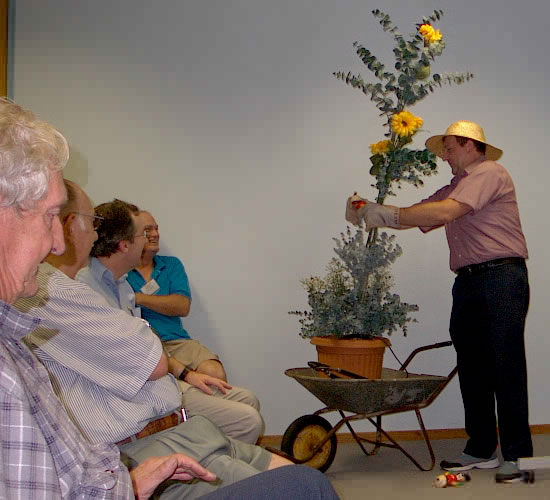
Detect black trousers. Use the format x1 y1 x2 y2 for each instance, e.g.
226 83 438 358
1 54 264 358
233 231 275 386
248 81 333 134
450 260 532 461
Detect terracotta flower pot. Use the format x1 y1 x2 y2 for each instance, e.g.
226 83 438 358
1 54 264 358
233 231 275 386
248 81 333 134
310 336 391 379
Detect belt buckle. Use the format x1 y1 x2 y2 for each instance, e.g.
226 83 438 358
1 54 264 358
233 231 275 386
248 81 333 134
180 407 188 422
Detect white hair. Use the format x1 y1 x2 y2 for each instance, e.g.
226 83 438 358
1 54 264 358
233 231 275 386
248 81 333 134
0 98 69 209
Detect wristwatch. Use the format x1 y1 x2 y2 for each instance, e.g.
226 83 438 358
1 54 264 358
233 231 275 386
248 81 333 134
178 367 191 381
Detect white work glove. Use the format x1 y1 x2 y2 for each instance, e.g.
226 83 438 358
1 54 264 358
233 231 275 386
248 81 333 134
345 193 400 230
363 202 401 230
345 193 366 226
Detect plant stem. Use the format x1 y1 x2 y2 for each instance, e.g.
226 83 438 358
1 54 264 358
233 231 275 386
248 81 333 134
366 228 378 247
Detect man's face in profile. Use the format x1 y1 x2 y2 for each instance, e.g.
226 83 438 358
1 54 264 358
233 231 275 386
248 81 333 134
0 171 66 302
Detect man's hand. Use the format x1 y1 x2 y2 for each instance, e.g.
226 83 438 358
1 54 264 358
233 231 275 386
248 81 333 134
185 371 232 395
130 454 216 499
345 194 367 226
346 194 400 230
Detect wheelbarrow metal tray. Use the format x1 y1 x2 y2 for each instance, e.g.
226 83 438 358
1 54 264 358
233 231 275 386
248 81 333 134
285 367 447 415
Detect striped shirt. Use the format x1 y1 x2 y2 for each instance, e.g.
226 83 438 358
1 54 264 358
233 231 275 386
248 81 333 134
15 263 181 444
0 301 133 499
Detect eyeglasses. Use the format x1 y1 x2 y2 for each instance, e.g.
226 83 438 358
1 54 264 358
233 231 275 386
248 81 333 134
133 230 148 239
144 226 159 237
71 212 105 229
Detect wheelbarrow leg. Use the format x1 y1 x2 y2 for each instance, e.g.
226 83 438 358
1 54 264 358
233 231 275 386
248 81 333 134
339 410 382 457
365 409 436 471
412 408 436 471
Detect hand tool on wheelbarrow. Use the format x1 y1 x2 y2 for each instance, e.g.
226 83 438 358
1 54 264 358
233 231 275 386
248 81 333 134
307 361 368 379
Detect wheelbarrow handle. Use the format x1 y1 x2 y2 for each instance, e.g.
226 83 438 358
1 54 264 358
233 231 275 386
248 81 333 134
399 341 453 371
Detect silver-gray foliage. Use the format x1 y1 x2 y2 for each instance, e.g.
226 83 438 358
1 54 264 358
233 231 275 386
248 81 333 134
290 226 418 339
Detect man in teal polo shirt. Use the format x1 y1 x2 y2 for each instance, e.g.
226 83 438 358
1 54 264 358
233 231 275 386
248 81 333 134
127 211 226 380
120 209 264 445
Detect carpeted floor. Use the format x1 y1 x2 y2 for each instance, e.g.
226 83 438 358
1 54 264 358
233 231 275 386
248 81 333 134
325 434 550 499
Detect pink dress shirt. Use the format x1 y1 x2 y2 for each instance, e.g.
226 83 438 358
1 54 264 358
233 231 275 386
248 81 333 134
420 159 528 272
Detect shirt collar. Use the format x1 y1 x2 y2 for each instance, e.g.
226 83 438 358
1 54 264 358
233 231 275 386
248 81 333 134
451 157 487 185
0 300 42 341
463 156 487 175
152 254 166 271
116 273 129 285
451 156 487 186
90 257 126 287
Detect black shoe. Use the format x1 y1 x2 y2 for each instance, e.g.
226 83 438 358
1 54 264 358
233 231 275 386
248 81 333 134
495 461 522 483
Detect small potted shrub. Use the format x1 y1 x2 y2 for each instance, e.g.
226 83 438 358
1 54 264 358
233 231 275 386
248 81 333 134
290 227 418 378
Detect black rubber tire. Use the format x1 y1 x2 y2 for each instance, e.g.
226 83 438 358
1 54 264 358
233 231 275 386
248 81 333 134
280 414 337 472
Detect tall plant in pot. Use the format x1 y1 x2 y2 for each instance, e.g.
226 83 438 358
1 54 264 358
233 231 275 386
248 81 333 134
290 9 473 378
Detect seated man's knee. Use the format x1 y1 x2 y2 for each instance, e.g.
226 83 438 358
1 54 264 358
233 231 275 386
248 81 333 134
224 386 260 411
205 454 260 484
214 401 264 444
241 404 264 444
197 359 227 380
182 415 227 443
239 388 260 411
198 465 340 500
276 466 339 499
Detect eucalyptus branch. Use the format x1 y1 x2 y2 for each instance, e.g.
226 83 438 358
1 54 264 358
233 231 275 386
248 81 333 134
334 9 473 210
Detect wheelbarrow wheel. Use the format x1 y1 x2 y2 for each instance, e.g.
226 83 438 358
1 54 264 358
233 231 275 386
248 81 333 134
281 414 337 472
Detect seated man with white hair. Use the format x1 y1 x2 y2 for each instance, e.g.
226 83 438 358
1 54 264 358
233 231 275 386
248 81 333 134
0 98 339 499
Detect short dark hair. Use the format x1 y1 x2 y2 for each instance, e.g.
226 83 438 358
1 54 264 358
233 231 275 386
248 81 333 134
91 199 140 257
453 136 486 154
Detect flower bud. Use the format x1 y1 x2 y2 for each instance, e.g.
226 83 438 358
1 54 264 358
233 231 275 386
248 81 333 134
415 62 431 80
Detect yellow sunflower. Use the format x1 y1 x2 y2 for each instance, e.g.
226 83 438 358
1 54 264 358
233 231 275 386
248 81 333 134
430 29 443 42
418 24 435 38
391 111 423 137
369 139 391 155
418 24 443 44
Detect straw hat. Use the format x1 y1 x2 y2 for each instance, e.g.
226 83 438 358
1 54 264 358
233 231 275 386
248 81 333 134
425 120 503 161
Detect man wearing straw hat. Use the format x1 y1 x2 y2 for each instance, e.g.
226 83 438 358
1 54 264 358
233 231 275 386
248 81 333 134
346 121 532 483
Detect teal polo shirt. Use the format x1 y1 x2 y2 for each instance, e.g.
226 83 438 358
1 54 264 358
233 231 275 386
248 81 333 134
127 255 191 341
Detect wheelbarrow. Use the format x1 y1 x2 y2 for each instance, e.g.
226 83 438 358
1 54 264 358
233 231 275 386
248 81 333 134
279 341 458 472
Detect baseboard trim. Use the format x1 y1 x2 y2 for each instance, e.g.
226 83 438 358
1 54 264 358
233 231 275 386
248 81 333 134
258 424 550 447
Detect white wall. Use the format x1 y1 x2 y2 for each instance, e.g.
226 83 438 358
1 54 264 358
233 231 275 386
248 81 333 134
12 0 550 435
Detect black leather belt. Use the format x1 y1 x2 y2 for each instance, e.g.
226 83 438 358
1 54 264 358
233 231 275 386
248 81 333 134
455 257 525 277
